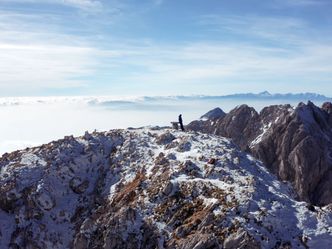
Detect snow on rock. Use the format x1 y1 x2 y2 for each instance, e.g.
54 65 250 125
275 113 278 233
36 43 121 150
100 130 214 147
0 127 331 248
250 122 272 147
188 102 332 207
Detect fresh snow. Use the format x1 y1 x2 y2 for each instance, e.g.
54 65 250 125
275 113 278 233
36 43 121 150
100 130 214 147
0 127 331 248
250 122 272 147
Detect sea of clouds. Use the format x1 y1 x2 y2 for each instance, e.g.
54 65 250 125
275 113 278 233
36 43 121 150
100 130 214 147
0 95 327 155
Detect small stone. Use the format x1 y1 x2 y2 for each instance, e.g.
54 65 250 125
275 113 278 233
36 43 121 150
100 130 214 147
177 141 191 152
70 177 89 194
154 153 169 166
167 153 177 160
223 228 260 249
155 132 176 145
35 191 55 211
208 158 216 165
162 182 173 196
306 204 316 212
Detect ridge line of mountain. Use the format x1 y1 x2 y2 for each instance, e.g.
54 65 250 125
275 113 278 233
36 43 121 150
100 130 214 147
187 100 332 206
1 127 332 248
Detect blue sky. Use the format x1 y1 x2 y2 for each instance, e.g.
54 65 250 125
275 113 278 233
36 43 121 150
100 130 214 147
0 0 331 96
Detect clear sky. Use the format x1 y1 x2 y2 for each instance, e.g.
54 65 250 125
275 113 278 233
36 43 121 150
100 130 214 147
0 0 331 96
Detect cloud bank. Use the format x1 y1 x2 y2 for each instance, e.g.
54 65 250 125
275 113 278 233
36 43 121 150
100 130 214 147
0 93 329 155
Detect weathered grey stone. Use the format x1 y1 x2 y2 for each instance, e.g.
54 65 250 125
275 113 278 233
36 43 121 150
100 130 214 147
70 177 89 194
177 141 192 152
155 132 176 145
154 152 170 166
200 107 226 120
188 102 332 205
35 190 55 211
223 229 260 249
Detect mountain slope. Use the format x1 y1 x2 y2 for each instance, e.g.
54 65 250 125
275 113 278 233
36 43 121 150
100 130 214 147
187 102 332 206
1 128 331 248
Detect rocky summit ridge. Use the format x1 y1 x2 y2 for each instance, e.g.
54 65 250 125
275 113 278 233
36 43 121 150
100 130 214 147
187 101 332 206
1 127 332 248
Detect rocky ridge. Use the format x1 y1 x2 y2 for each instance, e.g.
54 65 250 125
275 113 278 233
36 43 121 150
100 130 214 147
187 101 332 206
1 128 332 248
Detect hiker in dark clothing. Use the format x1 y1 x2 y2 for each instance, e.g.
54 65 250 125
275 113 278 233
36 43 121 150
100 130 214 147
179 114 185 131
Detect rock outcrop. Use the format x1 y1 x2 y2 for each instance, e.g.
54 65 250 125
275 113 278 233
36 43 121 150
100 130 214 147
187 101 332 206
200 107 226 120
1 128 331 248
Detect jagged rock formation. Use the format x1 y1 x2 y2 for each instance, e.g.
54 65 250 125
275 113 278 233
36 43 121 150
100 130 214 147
1 128 332 248
200 107 226 120
187 101 332 206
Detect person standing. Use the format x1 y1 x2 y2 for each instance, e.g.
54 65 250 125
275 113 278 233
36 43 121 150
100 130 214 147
178 114 185 131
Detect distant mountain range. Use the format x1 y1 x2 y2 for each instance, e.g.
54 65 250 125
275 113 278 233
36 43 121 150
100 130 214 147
153 91 332 101
0 92 330 107
220 91 331 100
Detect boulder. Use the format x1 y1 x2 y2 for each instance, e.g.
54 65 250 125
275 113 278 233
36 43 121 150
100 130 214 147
223 229 260 249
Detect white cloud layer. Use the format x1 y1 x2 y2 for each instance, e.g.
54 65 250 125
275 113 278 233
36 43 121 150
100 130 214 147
0 9 102 94
0 95 328 154
0 43 97 88
0 0 103 11
0 1 331 95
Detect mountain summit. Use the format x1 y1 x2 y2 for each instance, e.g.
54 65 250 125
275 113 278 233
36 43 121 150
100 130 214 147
1 128 331 248
188 101 332 206
258 91 272 97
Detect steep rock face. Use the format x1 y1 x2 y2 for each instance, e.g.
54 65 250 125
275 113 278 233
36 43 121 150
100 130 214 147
188 105 261 150
252 102 332 205
187 102 332 206
213 105 261 150
1 128 332 248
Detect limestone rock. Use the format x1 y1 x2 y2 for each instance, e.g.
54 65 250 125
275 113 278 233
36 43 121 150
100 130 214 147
177 140 192 152
69 177 89 194
200 107 226 120
188 102 332 206
223 229 260 249
0 127 331 248
155 132 176 145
